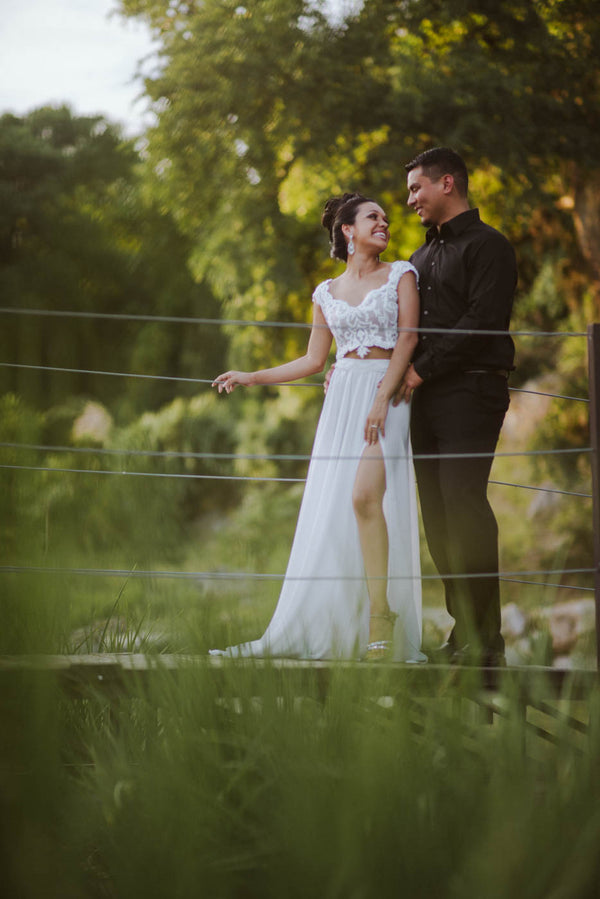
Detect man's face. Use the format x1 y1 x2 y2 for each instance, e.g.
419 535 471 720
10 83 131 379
406 166 446 228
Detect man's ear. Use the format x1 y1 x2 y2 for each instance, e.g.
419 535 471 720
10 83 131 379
442 173 455 194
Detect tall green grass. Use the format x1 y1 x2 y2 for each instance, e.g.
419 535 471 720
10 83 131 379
2 663 599 899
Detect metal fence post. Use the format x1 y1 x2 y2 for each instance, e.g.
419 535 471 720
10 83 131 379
587 323 600 672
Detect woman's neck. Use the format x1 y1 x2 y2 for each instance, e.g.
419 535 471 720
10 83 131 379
344 252 382 278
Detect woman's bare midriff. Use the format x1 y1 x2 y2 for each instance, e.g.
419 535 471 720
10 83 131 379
343 347 393 360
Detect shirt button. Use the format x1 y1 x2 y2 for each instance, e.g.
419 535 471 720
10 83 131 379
427 286 432 291
440 240 445 244
424 310 429 315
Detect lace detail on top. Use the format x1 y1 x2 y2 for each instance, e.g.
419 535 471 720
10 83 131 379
312 260 418 360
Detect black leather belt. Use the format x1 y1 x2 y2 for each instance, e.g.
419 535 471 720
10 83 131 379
463 369 509 378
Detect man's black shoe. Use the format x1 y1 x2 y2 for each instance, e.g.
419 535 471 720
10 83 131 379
450 645 507 668
430 642 456 664
482 651 507 669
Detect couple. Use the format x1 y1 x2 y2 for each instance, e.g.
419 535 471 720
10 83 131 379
211 148 517 667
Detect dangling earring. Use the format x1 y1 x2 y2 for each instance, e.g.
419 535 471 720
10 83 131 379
347 234 355 255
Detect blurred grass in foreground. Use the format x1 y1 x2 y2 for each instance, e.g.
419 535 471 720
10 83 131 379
1 661 599 899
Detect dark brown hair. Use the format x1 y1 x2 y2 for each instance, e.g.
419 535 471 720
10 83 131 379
321 192 375 261
405 147 469 198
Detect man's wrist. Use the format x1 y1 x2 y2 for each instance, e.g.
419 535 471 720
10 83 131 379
412 360 426 382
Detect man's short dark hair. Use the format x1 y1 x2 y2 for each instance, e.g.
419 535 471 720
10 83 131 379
405 147 469 198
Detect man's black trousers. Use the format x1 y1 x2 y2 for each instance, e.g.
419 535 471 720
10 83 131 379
410 371 510 654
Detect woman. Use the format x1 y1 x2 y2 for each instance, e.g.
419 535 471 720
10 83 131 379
211 193 426 662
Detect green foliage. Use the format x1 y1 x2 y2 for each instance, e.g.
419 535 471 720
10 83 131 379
2 668 600 898
0 106 227 418
0 391 242 570
0 394 44 555
395 0 600 162
528 296 594 493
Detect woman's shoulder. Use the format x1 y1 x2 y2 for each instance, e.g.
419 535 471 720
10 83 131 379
312 277 333 304
389 259 418 275
388 259 419 287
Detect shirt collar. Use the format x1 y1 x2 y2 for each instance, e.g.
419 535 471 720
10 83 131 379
425 208 481 243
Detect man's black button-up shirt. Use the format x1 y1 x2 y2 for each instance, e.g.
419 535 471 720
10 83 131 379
409 208 517 382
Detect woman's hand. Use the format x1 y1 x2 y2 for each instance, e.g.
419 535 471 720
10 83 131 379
212 370 253 394
364 392 389 445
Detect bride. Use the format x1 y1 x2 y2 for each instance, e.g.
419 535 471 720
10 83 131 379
210 193 426 662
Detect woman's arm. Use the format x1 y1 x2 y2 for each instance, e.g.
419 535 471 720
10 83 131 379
363 271 419 443
212 302 333 394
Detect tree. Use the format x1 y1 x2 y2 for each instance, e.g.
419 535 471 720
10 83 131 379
0 106 227 416
391 0 600 293
117 0 600 309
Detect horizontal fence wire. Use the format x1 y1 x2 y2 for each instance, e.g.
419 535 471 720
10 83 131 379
0 305 588 338
488 481 591 498
0 362 320 389
2 439 593 498
0 565 594 583
0 362 590 404
499 577 595 593
508 386 589 403
0 464 304 483
0 461 592 497
0 442 591 463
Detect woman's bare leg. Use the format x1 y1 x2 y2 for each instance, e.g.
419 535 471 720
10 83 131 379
352 444 392 645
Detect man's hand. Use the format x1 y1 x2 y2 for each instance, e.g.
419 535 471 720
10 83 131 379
323 364 335 395
392 364 423 406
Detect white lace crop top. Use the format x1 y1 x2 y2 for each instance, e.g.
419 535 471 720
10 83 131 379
312 260 418 360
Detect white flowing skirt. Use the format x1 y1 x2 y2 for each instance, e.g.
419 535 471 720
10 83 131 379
214 358 426 662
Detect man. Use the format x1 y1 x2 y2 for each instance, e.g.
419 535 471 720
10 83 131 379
396 147 517 667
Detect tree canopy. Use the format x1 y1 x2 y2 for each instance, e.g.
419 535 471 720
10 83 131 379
113 0 600 336
0 106 226 416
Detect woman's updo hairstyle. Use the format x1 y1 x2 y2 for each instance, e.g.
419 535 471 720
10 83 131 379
321 192 374 261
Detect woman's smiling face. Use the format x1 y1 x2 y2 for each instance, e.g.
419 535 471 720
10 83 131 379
344 202 390 253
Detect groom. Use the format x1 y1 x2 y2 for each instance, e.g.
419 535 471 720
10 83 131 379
396 147 517 667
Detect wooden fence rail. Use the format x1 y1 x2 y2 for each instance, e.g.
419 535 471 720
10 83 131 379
0 654 596 746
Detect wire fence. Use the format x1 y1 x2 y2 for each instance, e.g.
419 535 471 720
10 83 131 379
0 304 590 338
0 564 594 583
0 361 591 404
0 454 593 497
0 306 595 599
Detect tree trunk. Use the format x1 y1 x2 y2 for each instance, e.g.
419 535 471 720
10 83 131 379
573 167 600 308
